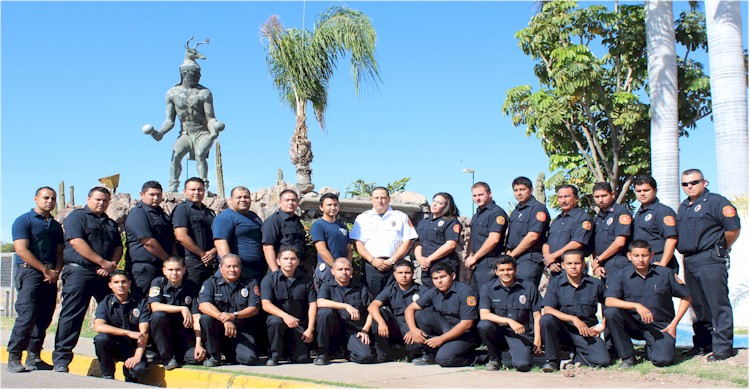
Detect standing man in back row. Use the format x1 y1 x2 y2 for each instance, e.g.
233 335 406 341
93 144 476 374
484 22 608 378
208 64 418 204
172 177 217 287
506 177 550 287
676 169 740 361
542 184 593 278
351 187 418 296
464 182 508 288
632 175 679 272
262 189 309 275
591 182 632 280
311 193 352 288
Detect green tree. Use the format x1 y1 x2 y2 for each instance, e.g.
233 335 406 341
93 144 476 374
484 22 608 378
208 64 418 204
345 177 411 198
261 6 381 193
502 1 710 210
1 243 15 253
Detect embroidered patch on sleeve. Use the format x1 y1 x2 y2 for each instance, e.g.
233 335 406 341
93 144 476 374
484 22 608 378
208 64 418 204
723 206 737 218
618 214 632 225
536 212 547 222
663 216 676 227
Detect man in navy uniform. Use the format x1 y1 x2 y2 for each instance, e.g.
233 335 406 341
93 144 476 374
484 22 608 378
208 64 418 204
540 250 610 372
506 177 550 287
591 182 633 279
315 257 376 365
604 240 691 367
260 246 317 366
148 256 205 370
262 189 309 275
478 255 541 372
632 175 679 272
172 177 217 286
464 182 508 288
676 169 740 361
7 187 63 373
53 186 122 373
542 185 593 278
368 259 428 362
198 254 262 367
93 270 150 383
404 262 479 367
310 193 352 288
125 180 175 295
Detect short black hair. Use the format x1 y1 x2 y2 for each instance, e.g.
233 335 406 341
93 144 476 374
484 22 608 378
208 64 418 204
277 245 299 259
592 182 613 193
632 175 657 190
108 269 130 282
141 180 163 193
511 177 533 189
562 249 586 262
35 186 56 197
184 177 205 189
556 184 579 197
163 256 185 267
493 255 517 270
371 186 390 197
230 186 251 197
682 168 704 179
279 189 299 200
430 262 455 276
628 239 652 252
319 192 339 206
393 259 415 271
88 186 111 198
471 181 491 192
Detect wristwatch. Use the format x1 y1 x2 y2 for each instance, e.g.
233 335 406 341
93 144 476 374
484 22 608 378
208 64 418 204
232 311 239 318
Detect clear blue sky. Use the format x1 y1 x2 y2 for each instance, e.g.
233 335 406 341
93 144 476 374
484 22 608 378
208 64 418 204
1 1 746 244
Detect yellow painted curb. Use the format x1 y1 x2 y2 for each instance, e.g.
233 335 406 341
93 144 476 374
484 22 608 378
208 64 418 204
2 348 331 388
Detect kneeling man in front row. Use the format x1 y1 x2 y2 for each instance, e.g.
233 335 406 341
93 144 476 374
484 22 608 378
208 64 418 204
604 240 691 367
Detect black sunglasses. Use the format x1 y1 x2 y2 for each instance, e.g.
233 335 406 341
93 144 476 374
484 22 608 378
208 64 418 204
681 179 703 187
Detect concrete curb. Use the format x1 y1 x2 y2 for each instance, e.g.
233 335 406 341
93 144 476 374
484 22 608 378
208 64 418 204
1 348 332 388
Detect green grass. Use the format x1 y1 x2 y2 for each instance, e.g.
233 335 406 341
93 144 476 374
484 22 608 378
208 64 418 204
2 312 97 339
735 327 748 335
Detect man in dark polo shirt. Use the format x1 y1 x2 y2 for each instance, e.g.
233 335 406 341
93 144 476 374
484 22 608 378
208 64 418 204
7 187 64 373
604 240 691 367
310 193 352 288
542 184 593 277
632 175 679 272
262 189 308 275
676 168 741 361
591 182 633 280
125 180 175 295
464 182 508 287
506 176 550 287
53 186 122 373
172 177 216 286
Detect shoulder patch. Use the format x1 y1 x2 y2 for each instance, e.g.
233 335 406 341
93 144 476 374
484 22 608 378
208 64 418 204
723 205 737 218
536 212 547 222
582 221 592 231
148 286 161 298
618 214 632 225
200 285 205 293
466 296 477 307
253 285 261 297
496 216 506 225
412 294 420 302
663 216 676 227
453 224 461 233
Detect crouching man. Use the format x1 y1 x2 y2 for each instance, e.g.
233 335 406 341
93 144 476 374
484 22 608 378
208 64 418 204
198 254 261 367
93 270 150 383
604 240 691 367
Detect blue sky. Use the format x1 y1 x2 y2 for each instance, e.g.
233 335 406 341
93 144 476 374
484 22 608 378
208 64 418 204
1 1 746 243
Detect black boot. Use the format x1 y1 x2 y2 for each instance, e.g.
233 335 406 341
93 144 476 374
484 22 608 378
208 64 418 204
7 352 26 373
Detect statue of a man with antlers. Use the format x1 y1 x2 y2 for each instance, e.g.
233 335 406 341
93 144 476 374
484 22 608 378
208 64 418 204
143 37 225 192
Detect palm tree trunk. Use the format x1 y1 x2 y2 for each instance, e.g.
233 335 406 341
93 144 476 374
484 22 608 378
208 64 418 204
646 0 680 211
289 103 314 193
705 0 748 198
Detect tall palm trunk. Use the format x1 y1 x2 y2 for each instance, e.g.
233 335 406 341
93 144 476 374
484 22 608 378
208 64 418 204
290 100 314 193
705 0 748 198
646 0 680 211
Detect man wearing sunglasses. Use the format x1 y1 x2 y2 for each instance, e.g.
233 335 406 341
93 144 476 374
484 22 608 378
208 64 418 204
676 169 740 362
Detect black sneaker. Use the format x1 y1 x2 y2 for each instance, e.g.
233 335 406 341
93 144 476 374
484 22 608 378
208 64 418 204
707 352 731 362
619 356 637 368
203 356 222 367
484 359 502 371
102 375 115 380
163 357 181 370
682 346 711 357
145 350 159 364
541 360 558 373
265 357 280 366
53 365 69 373
7 354 26 373
412 354 437 366
24 352 53 371
313 354 331 366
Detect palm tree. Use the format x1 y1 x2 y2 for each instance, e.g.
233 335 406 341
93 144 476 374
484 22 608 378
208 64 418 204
261 6 381 194
705 0 748 198
646 0 680 211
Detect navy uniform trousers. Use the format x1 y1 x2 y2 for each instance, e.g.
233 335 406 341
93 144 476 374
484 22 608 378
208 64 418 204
316 308 376 364
414 310 476 367
540 314 610 367
93 334 149 381
371 307 422 362
684 250 733 355
8 267 57 356
603 307 675 366
200 316 259 365
149 312 200 364
477 320 533 371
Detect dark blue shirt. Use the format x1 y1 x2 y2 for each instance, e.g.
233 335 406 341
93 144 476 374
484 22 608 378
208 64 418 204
147 276 200 315
12 209 63 265
260 269 316 320
416 216 461 260
479 279 540 336
676 189 741 254
63 206 121 269
95 293 151 331
261 210 307 259
542 275 605 327
605 265 690 323
633 199 677 254
593 203 632 259
415 281 478 326
212 208 264 269
507 198 549 252
547 207 593 257
318 279 372 328
374 282 429 317
198 275 260 313
172 201 215 262
125 201 174 264
310 219 350 264
470 201 508 256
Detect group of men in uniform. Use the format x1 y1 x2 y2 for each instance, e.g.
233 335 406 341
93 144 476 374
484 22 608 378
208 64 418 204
6 168 740 379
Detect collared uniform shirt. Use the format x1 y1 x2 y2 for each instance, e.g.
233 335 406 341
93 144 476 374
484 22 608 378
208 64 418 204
261 210 307 259
212 208 264 266
12 209 63 266
470 201 508 257
318 279 372 327
676 189 741 254
593 203 632 258
479 279 540 335
415 281 478 327
125 201 174 263
350 207 418 258
147 276 200 315
63 206 122 269
260 269 316 320
547 208 593 255
172 200 216 262
374 282 429 317
605 265 690 323
310 219 350 264
198 275 260 313
542 275 605 327
95 293 151 331
416 216 461 259
633 199 677 255
507 198 549 253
